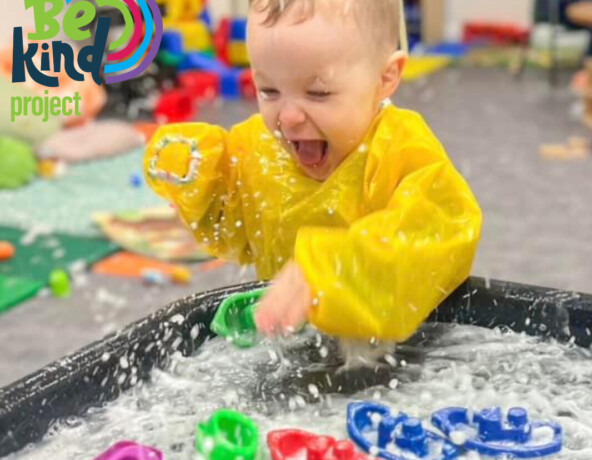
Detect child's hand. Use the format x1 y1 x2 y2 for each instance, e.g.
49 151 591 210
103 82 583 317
255 261 312 337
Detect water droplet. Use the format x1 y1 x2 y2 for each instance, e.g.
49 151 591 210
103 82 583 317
308 384 319 398
120 357 129 369
450 430 468 446
384 354 397 366
268 349 279 363
170 314 184 325
294 395 306 408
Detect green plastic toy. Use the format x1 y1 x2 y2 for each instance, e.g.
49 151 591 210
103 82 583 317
156 50 184 68
210 288 266 348
0 136 37 190
195 409 260 460
49 269 71 298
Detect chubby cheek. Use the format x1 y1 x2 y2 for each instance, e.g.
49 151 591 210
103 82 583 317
257 102 283 139
325 110 372 162
326 93 377 152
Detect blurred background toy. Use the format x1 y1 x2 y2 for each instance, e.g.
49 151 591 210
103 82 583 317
0 136 37 190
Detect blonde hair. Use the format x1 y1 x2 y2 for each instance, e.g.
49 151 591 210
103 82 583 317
249 0 408 54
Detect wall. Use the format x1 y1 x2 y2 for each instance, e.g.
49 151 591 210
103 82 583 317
444 0 535 41
209 0 248 20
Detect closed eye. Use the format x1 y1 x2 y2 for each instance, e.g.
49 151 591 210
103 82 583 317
259 88 280 100
307 90 332 99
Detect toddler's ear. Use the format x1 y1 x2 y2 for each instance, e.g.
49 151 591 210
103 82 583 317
378 50 407 101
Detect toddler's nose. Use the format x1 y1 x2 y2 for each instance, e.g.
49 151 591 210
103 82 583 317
278 102 306 129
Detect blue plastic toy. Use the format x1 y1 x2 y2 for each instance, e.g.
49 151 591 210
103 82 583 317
179 52 229 73
426 43 472 58
200 8 213 31
431 407 562 459
160 31 184 56
220 70 242 100
347 402 459 460
130 172 143 188
230 19 247 42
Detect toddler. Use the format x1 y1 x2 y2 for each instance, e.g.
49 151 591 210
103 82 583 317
144 0 482 343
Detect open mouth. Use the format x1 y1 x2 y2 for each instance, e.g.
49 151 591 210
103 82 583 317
290 140 329 168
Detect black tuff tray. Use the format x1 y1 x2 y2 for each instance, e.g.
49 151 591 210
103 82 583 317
0 277 591 458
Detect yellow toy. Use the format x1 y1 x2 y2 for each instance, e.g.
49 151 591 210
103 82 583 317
174 22 211 53
159 0 212 53
144 105 482 342
228 42 249 67
159 0 204 22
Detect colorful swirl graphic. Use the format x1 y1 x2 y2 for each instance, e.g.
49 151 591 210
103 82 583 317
64 0 163 84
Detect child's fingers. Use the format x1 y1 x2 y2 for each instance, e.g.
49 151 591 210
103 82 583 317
280 287 310 335
255 289 286 335
257 286 298 336
279 266 311 335
256 261 311 337
254 300 279 335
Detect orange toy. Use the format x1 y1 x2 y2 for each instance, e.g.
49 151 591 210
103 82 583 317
134 122 162 144
0 241 15 261
92 251 192 284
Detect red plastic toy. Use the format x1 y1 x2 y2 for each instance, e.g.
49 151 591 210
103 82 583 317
179 71 220 100
154 88 196 123
268 430 371 460
463 22 529 46
239 69 257 99
214 17 231 66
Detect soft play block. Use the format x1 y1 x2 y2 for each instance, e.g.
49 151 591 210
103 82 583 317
0 275 44 313
403 56 452 81
0 226 118 283
93 251 182 279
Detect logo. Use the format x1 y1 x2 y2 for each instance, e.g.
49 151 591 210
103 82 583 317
10 0 163 122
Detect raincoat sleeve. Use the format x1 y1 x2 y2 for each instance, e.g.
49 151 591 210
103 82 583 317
143 122 253 264
294 115 483 342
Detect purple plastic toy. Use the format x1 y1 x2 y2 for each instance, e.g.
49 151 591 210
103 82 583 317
94 441 163 460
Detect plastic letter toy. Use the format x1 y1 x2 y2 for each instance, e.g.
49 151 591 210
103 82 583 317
347 402 459 460
94 441 163 459
268 429 372 460
210 288 266 348
195 409 260 460
431 407 562 458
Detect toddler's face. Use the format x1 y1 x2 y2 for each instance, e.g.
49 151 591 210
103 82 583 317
247 3 389 181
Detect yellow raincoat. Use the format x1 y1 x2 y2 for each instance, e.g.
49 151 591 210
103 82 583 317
144 105 482 342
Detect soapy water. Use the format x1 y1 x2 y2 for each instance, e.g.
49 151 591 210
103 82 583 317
8 323 592 459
